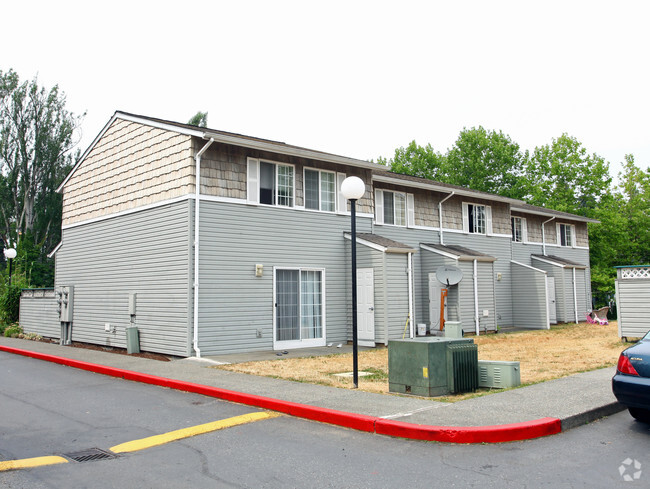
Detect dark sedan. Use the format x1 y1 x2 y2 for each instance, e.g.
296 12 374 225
612 330 650 422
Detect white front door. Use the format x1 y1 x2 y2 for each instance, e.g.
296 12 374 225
357 268 375 347
547 276 557 325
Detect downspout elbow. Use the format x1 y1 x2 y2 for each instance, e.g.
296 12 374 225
541 217 555 256
438 191 455 245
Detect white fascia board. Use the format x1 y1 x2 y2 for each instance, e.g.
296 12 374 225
372 174 522 205
61 195 192 230
511 260 547 274
203 130 382 171
343 233 416 254
57 114 120 192
510 205 598 224
117 112 205 137
420 244 459 261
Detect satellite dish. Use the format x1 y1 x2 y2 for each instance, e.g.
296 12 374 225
436 265 463 286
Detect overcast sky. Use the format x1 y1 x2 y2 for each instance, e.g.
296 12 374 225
3 1 649 181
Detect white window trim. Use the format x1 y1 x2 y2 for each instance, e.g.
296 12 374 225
462 202 493 235
273 267 327 350
336 172 347 214
557 223 576 247
511 216 528 243
246 157 295 207
374 189 413 227
304 167 337 213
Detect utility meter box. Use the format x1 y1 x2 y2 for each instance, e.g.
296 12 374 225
444 320 463 338
56 286 74 322
478 360 521 388
388 337 478 396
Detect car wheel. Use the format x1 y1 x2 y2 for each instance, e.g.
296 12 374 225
628 408 650 423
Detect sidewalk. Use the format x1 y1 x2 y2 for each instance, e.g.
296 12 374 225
0 336 624 444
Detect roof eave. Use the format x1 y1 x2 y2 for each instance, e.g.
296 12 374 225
510 206 599 224
372 174 522 205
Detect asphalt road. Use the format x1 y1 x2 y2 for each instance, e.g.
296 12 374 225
1 352 648 488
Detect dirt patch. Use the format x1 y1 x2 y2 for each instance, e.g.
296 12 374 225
39 338 172 362
215 321 628 400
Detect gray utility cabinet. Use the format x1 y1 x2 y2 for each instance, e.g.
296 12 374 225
388 337 478 397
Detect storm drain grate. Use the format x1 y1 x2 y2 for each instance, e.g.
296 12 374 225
63 448 117 463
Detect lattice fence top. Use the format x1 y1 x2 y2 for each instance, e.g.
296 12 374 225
620 267 650 279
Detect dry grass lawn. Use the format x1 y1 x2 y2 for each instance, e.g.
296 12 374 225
216 321 629 400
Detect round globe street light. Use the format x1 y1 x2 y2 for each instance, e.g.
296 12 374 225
4 248 17 287
341 176 365 388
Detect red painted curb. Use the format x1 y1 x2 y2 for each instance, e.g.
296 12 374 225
375 417 562 443
1 345 562 443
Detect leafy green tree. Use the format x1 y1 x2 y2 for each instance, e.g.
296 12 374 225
525 134 611 216
0 69 82 286
188 111 208 127
380 140 446 180
588 155 650 305
444 126 527 199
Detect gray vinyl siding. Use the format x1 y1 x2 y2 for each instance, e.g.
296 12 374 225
197 201 373 355
511 262 548 329
364 225 439 328
55 201 193 356
419 246 449 326
19 289 59 337
384 253 410 341
441 232 509 327
377 226 504 332
534 261 568 322
574 269 589 320
511 242 544 264
616 279 650 338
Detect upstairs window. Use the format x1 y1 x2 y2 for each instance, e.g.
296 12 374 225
511 217 526 242
384 191 406 226
375 189 413 227
462 203 492 235
558 223 574 247
247 158 294 207
305 169 336 212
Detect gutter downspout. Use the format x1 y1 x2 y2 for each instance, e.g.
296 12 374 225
438 192 455 245
408 252 414 338
572 267 579 324
541 217 555 256
474 259 480 335
193 138 215 358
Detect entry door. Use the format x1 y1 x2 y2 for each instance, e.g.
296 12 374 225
547 276 557 325
357 268 375 347
429 273 446 331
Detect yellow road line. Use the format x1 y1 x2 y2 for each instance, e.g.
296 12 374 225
0 456 68 472
110 411 281 454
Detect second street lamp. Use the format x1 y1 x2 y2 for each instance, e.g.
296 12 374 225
3 248 17 287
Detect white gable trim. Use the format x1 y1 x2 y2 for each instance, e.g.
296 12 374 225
420 244 459 260
511 260 547 274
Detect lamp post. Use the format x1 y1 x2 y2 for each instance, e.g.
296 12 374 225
341 176 365 388
4 248 16 287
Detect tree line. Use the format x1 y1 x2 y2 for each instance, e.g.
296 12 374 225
378 127 647 306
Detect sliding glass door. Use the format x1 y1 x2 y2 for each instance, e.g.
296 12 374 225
275 268 325 348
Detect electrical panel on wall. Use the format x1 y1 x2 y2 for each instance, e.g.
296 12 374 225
56 286 74 322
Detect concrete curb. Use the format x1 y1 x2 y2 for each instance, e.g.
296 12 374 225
1 345 562 444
